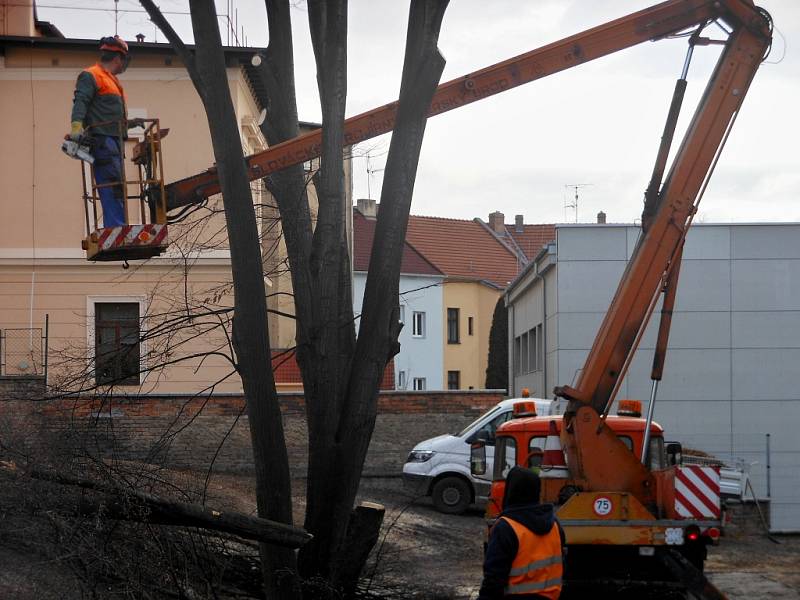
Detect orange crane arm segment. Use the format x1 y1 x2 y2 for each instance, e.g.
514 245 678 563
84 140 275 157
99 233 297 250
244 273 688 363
165 0 734 210
554 23 770 416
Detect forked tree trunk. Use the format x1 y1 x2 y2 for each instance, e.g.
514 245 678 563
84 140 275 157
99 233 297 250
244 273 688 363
144 0 449 594
139 1 298 597
299 1 449 588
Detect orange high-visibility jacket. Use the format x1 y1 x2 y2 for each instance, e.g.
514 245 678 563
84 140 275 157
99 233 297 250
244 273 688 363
501 516 563 598
71 64 128 137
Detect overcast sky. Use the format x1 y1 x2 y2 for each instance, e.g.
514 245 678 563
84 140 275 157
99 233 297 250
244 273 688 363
39 0 799 225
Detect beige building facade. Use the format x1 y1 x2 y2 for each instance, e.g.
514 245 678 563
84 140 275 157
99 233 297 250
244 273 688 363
442 280 502 390
0 4 352 394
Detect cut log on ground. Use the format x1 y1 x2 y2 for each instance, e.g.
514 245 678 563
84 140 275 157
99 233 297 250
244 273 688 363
0 461 311 548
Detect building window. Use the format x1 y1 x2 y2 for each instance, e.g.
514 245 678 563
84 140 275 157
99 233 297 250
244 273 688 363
468 316 474 336
447 370 460 390
520 331 529 374
528 326 537 373
447 308 460 344
528 323 543 372
399 304 405 324
95 302 140 385
398 370 406 390
412 311 426 337
537 323 543 371
413 377 426 391
514 336 521 375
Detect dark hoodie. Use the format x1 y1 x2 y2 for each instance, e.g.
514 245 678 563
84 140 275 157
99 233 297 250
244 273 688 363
478 467 565 600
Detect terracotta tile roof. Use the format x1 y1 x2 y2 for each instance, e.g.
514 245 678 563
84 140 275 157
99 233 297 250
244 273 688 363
506 224 557 261
405 215 521 288
272 349 394 390
353 209 442 276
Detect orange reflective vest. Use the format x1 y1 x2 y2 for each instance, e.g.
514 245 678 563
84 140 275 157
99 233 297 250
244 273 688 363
85 63 127 102
501 516 563 598
71 64 128 137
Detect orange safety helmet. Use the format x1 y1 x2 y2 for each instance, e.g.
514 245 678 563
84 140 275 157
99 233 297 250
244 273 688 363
99 35 129 55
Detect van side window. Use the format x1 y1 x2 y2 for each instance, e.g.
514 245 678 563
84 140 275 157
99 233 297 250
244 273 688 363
527 436 547 468
477 411 513 444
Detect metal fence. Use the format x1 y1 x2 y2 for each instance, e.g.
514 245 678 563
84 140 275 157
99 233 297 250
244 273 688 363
0 316 49 380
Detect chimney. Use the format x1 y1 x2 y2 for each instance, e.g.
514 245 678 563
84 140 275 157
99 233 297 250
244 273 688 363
1 0 35 36
357 198 377 218
136 33 146 43
515 214 524 233
597 211 607 224
488 211 505 234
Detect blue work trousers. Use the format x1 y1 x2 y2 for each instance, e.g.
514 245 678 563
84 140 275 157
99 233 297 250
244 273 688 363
93 135 126 228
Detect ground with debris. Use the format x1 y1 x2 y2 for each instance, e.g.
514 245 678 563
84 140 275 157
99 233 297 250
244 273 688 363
2 470 798 599
204 473 800 599
351 478 800 599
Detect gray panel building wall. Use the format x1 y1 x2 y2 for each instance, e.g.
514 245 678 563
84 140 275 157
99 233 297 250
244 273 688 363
506 223 800 531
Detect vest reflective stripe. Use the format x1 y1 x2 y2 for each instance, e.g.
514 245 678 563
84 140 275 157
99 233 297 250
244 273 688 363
507 578 564 595
85 64 127 101
501 516 563 599
508 555 562 577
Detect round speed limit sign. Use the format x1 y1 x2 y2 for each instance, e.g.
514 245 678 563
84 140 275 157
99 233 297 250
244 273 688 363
593 496 613 516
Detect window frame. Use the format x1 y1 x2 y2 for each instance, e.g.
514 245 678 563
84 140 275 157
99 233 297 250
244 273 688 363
468 316 474 336
447 307 460 344
527 435 547 469
412 377 426 391
87 296 146 387
447 370 460 390
520 331 529 374
493 435 517 481
412 311 426 338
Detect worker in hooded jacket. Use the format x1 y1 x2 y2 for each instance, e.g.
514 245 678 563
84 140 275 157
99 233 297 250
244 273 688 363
67 35 135 228
478 466 565 599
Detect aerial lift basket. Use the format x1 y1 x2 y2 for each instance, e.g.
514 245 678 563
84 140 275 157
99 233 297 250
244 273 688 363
77 119 169 262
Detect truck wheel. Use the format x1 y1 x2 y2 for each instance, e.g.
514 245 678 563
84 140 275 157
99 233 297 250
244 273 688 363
432 476 471 514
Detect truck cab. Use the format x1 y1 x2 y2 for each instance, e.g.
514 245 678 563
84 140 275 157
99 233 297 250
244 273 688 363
402 396 551 514
483 409 667 522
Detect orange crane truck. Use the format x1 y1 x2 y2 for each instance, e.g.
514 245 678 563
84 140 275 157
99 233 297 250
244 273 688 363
75 2 771 593
472 400 724 596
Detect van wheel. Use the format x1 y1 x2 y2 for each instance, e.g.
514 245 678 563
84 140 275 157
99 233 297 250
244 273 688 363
432 477 471 514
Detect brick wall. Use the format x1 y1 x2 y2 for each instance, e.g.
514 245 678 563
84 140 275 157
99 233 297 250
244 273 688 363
0 391 504 476
0 376 45 400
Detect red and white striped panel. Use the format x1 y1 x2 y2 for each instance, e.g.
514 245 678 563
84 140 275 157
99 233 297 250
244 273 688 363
675 465 721 519
97 224 168 251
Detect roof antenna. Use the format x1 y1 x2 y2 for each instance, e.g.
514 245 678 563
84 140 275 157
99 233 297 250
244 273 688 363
564 183 593 223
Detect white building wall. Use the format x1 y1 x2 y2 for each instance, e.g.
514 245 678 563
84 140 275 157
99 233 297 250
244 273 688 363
510 223 800 531
353 272 444 390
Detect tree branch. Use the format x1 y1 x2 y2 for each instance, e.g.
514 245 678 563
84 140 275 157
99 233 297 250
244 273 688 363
1 462 311 548
139 0 199 81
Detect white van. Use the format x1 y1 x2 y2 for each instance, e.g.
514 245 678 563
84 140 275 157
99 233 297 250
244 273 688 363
402 396 552 514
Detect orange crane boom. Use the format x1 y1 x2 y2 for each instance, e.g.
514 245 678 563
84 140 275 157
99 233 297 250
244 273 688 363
164 0 765 211
159 0 772 502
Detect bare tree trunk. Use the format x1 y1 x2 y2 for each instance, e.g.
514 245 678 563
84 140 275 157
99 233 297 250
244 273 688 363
327 3 448 587
139 2 298 597
143 0 448 593
294 0 448 587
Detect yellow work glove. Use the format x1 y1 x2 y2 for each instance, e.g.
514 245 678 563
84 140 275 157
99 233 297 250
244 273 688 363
69 121 84 141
